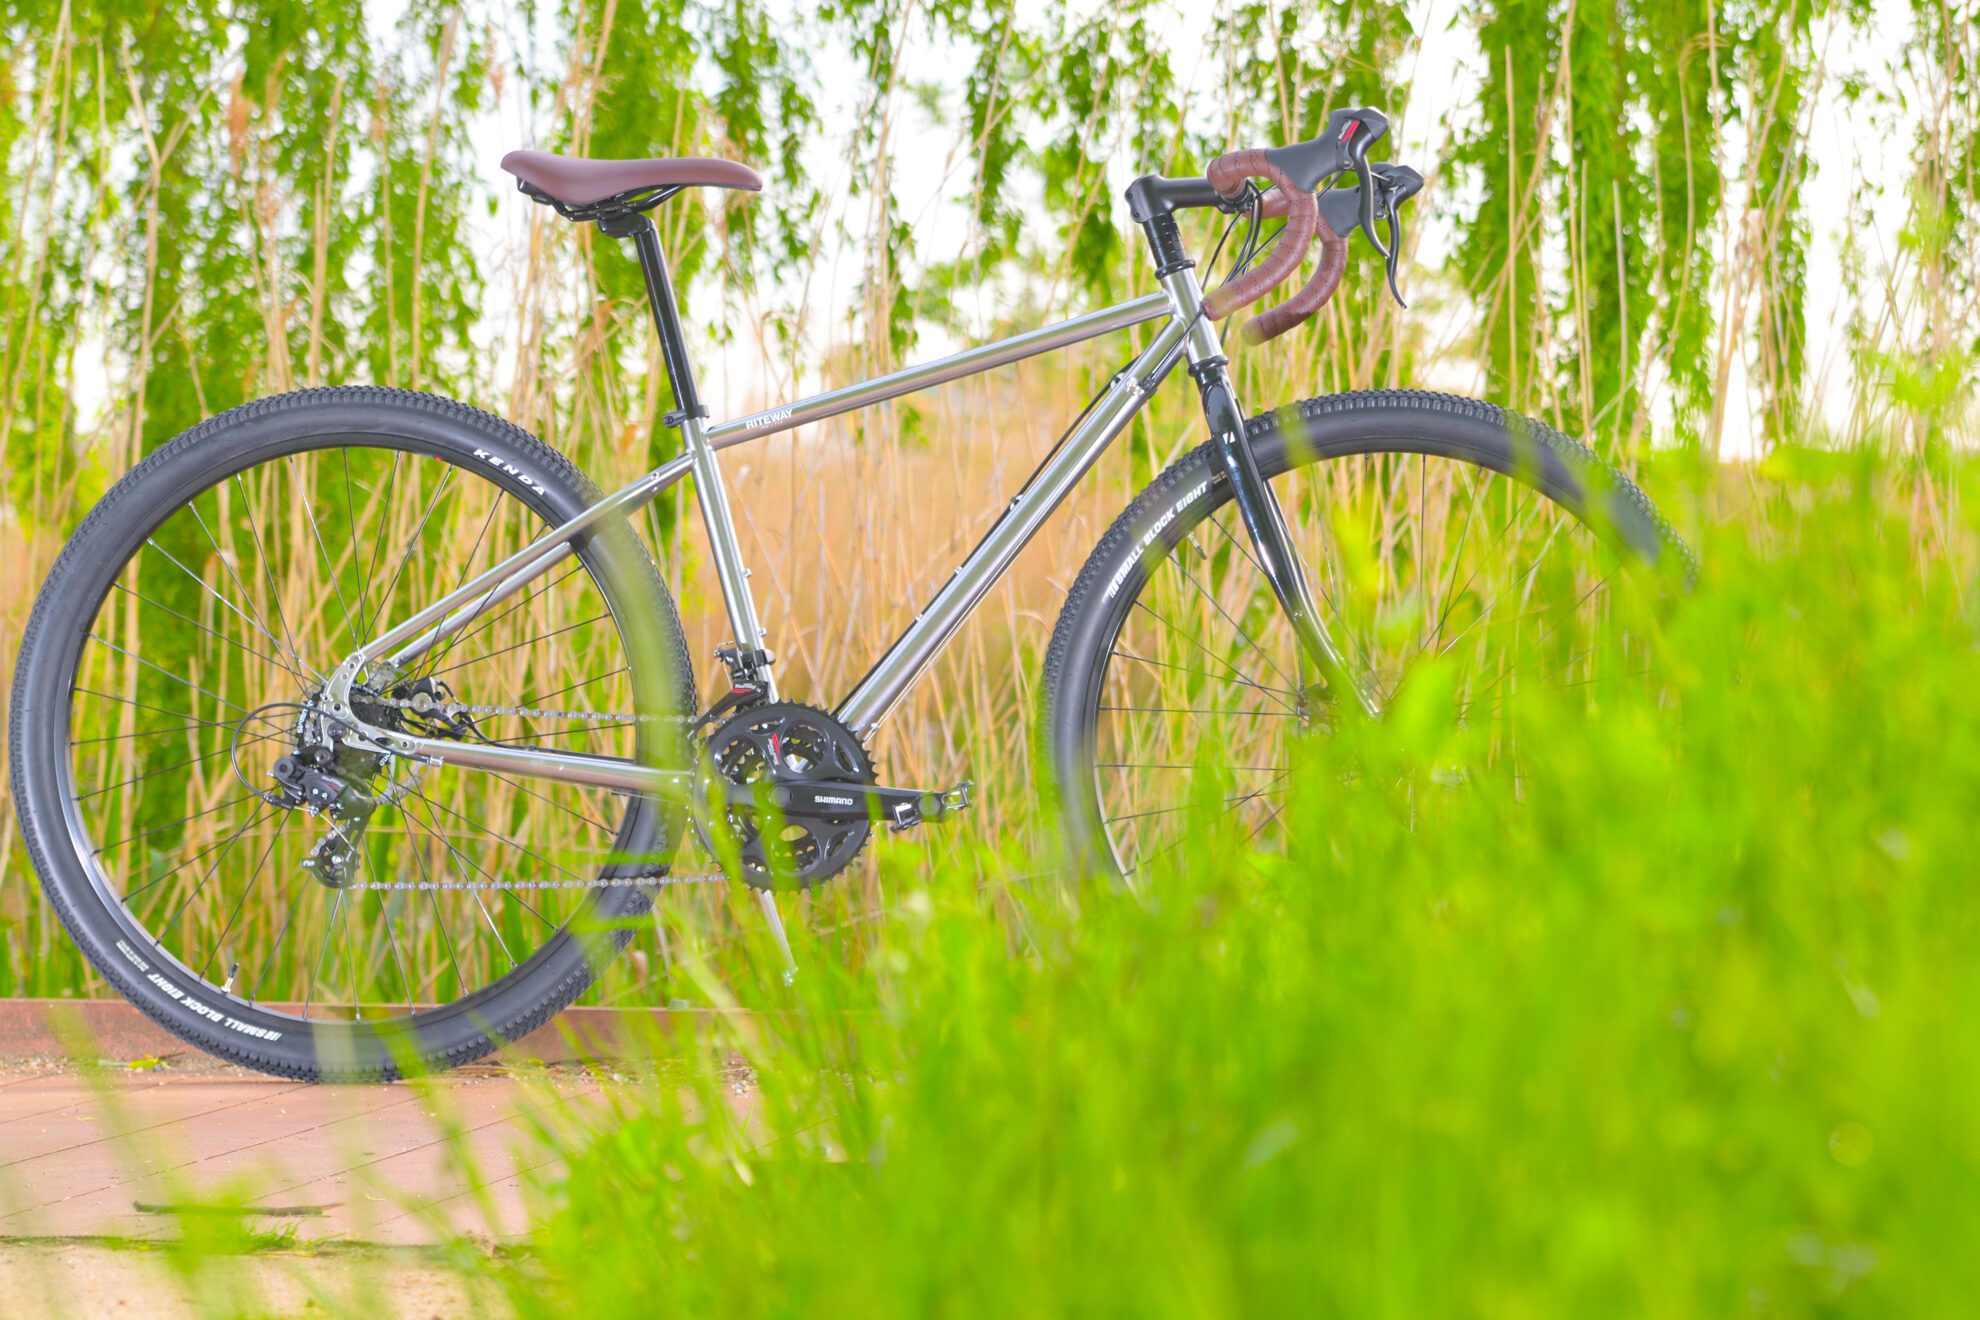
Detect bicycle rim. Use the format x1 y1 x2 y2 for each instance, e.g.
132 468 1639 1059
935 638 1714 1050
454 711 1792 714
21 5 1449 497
60 437 668 1024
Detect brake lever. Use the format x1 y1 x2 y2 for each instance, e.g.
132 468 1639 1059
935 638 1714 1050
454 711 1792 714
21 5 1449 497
1373 163 1422 308
1347 129 1387 265
1383 199 1407 308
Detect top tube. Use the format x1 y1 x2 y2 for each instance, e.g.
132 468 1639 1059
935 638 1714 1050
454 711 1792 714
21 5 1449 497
703 293 1172 449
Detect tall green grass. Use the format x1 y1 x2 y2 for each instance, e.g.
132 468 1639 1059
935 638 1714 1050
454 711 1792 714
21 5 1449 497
490 453 1980 1315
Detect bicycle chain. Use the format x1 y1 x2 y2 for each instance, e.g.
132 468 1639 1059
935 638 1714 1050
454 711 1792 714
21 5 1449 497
361 691 688 726
344 868 728 892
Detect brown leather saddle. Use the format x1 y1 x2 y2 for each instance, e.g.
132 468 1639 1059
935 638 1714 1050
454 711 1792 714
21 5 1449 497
501 150 761 219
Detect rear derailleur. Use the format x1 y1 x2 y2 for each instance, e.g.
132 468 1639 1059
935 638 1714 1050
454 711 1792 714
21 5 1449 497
262 678 459 889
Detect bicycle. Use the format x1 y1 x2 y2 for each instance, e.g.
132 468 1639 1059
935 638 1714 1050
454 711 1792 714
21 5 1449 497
9 106 1692 1079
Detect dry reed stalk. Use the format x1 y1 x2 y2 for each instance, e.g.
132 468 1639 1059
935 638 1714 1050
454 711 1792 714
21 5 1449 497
5 7 1977 1002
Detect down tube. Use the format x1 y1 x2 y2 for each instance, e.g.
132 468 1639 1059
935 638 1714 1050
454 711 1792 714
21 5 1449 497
834 313 1190 737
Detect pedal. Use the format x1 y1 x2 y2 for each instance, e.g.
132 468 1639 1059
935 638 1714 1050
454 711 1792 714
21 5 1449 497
885 779 974 832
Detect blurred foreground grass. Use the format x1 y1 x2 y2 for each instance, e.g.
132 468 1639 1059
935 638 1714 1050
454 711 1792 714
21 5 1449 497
488 453 1980 1317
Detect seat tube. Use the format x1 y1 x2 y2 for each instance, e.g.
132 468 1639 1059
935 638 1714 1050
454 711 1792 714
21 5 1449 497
681 413 772 681
621 214 775 697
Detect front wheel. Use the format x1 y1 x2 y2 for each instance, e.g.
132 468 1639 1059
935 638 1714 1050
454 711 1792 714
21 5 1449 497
1041 390 1692 883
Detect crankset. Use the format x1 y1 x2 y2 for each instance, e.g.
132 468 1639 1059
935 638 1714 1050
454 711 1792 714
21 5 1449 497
696 701 973 891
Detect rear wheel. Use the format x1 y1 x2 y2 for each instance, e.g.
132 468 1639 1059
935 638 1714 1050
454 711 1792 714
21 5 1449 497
1041 390 1691 883
9 387 696 1079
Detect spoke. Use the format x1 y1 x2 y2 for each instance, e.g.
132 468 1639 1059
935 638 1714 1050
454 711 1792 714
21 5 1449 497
139 537 304 678
402 791 561 930
1105 784 1283 829
230 471 314 681
341 448 367 637
249 878 312 1007
410 789 595 889
413 496 550 679
417 562 594 680
160 805 268 933
523 666 633 707
1205 505 1366 672
109 581 295 673
371 465 457 632
1425 552 1559 664
1129 597 1300 710
354 449 404 639
200 812 294 981
408 826 468 999
287 455 362 649
1108 648 1298 706
426 612 614 679
377 888 416 1015
1165 548 1301 693
467 765 619 836
401 807 518 970
183 500 316 684
86 635 253 717
1428 472 1488 646
95 793 257 853
1099 704 1297 718
341 878 364 1018
122 824 276 904
1120 772 1293 876
73 716 243 747
77 729 282 803
305 889 345 1020
74 688 239 727
1097 761 1288 773
1428 481 1555 653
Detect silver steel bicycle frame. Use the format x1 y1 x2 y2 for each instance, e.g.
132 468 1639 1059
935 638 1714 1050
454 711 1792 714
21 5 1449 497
322 287 1190 795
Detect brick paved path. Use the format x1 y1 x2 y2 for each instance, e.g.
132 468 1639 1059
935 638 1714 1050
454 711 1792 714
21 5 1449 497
0 1061 612 1245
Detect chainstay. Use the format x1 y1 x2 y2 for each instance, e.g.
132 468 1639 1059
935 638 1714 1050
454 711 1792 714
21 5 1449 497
339 694 714 888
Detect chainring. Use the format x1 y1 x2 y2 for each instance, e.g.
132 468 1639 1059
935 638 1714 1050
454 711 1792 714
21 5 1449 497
696 701 875 891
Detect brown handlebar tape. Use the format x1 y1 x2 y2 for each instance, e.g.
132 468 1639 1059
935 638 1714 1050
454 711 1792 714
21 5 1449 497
1201 150 1317 333
1200 151 1348 343
1242 216 1346 343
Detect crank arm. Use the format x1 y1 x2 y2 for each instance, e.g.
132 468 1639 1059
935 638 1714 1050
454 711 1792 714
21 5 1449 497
741 778 974 829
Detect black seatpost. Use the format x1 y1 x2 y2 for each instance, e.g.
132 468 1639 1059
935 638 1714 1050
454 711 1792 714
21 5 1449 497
602 211 707 426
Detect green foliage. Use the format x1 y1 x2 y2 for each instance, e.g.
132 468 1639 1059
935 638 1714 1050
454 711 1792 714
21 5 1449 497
1452 0 1832 453
500 455 1980 1315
